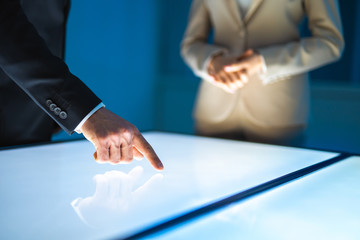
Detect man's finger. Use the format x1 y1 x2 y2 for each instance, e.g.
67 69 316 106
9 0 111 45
133 146 144 160
93 151 106 164
120 143 133 163
133 133 163 170
96 146 110 162
109 144 121 164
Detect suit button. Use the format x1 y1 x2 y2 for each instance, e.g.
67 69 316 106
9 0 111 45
49 103 57 111
54 107 61 115
59 111 67 119
46 99 53 107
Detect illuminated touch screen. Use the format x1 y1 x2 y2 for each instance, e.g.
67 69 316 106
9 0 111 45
0 132 339 239
149 156 360 240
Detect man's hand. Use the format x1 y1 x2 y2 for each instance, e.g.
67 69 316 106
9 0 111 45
208 54 248 93
80 107 163 170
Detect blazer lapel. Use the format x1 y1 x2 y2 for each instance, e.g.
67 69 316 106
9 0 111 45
226 0 243 27
244 0 264 24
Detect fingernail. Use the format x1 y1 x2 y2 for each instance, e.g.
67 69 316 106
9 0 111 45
157 161 164 170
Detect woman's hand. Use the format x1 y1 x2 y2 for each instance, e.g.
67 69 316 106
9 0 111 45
225 49 265 76
207 54 248 93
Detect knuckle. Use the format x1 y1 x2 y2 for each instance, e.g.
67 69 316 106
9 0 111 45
98 137 110 148
121 127 135 140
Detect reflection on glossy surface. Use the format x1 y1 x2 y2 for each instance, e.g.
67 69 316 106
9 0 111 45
72 166 163 229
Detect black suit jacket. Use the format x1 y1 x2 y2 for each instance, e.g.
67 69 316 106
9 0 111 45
0 0 101 146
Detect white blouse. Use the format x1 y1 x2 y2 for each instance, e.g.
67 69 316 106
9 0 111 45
237 0 253 17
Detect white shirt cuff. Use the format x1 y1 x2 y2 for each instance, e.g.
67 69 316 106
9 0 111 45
75 102 105 133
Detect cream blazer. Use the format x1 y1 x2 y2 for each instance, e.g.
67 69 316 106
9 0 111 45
181 0 344 129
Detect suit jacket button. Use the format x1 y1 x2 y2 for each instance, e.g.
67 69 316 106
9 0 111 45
59 111 67 119
46 99 53 107
54 107 61 115
49 103 57 111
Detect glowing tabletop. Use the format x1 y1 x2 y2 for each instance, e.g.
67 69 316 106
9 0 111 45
0 132 342 239
151 156 360 240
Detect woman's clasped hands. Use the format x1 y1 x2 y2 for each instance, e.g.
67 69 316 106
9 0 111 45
207 49 265 93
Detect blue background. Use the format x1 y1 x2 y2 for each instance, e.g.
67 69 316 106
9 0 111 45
53 0 360 154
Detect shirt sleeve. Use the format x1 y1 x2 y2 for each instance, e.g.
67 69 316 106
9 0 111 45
75 102 105 133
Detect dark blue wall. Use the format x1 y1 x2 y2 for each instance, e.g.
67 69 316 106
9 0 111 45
55 0 360 154
54 0 161 140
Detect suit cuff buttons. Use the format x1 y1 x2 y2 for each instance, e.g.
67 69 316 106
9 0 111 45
46 99 67 120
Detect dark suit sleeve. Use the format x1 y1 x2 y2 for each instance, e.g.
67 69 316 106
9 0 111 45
0 0 101 134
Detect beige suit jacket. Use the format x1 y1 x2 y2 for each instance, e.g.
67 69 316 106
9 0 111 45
181 0 344 130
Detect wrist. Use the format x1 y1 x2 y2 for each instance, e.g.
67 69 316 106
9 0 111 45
76 103 105 134
253 49 266 74
208 52 224 75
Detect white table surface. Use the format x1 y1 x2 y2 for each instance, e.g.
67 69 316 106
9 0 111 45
152 156 360 240
0 132 339 239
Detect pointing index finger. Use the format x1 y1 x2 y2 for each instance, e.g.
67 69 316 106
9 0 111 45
133 133 164 171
